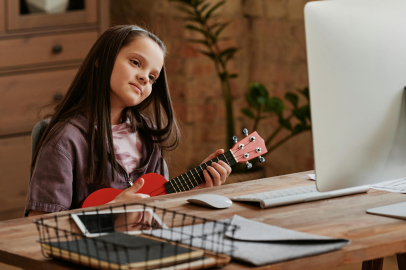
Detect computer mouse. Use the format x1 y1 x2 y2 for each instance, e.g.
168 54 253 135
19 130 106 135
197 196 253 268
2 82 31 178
186 194 233 209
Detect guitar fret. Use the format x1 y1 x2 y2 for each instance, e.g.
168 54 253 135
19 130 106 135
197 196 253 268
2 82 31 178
165 149 241 195
178 176 188 191
222 153 230 166
172 178 181 192
169 181 177 193
194 168 203 183
227 151 236 166
174 177 183 191
199 165 207 182
188 170 199 186
185 172 195 188
180 174 191 190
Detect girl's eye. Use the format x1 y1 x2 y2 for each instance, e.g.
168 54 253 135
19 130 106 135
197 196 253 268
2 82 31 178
149 75 156 84
131 60 140 66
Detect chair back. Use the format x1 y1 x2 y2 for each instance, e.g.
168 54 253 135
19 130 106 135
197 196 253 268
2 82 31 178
31 119 51 163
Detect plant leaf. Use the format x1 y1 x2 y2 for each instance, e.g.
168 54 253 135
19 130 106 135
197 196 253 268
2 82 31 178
257 96 267 104
246 92 259 110
241 108 255 119
298 87 310 101
292 108 306 124
249 83 268 97
185 24 207 36
204 0 226 20
209 22 222 31
220 47 238 62
199 3 210 13
300 104 311 120
293 104 312 124
293 124 304 134
279 117 292 130
196 50 216 60
177 6 196 17
264 98 285 114
285 92 298 108
214 22 230 38
246 83 268 109
195 0 205 7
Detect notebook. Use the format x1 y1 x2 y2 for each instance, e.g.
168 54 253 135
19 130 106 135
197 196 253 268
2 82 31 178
42 232 204 270
231 184 370 208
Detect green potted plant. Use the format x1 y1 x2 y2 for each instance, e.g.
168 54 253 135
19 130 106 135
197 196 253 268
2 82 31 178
242 83 311 169
169 0 312 177
169 0 238 151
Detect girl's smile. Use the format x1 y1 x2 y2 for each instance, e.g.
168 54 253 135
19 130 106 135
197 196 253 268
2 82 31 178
129 82 142 94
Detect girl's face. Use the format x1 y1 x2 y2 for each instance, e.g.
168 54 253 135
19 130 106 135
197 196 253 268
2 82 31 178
110 36 164 111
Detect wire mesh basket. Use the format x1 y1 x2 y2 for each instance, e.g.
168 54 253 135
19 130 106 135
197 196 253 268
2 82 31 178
33 203 238 270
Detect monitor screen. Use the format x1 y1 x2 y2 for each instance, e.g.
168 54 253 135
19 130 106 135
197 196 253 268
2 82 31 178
304 0 406 191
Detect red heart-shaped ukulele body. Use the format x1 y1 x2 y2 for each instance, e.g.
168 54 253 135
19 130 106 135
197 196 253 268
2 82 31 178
82 173 168 208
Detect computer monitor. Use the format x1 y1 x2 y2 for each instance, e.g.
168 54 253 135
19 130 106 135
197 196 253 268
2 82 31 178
304 0 406 192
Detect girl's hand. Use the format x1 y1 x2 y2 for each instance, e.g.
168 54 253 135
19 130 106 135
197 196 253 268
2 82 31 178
193 149 232 189
108 178 150 204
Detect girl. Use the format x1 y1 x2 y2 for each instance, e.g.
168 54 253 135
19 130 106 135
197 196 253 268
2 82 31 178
26 25 231 217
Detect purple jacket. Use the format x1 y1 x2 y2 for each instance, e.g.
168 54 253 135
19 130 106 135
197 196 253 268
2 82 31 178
25 114 168 216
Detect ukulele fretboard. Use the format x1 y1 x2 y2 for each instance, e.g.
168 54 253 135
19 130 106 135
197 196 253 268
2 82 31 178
164 150 237 194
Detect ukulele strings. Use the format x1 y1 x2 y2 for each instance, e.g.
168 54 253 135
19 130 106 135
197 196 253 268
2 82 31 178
156 151 234 195
145 153 232 195
152 143 259 196
231 139 257 156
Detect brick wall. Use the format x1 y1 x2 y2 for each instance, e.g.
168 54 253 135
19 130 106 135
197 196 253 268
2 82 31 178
111 0 315 179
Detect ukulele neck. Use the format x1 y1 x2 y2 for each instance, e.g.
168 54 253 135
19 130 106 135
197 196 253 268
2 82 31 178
164 150 237 194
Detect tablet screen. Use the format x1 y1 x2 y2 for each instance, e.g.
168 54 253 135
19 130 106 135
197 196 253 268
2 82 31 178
72 209 167 237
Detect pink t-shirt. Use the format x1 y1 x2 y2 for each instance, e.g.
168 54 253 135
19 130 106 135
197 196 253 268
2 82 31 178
112 120 143 175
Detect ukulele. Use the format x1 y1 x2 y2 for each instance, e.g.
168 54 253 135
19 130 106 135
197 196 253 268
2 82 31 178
82 130 267 208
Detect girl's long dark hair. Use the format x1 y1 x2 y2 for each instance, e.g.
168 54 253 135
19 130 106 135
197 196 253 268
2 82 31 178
31 25 180 184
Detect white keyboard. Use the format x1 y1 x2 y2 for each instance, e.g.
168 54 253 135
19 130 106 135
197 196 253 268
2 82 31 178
231 184 370 209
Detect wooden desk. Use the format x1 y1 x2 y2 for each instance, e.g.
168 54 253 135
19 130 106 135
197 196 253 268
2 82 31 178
1 171 406 270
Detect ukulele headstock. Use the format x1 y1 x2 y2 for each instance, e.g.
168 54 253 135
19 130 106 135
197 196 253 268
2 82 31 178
231 129 267 168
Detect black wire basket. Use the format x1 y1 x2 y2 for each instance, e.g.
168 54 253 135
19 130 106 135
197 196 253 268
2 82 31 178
33 203 238 270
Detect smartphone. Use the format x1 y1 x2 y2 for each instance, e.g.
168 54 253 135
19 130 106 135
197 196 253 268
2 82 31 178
71 209 168 237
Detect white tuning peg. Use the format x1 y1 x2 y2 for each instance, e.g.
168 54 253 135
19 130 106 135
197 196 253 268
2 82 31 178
242 128 248 136
232 135 238 143
259 156 265 163
246 161 252 169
